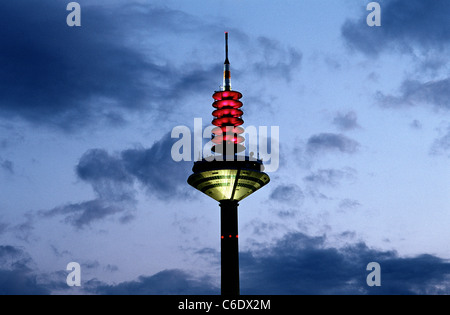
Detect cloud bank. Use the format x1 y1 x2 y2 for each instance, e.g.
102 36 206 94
240 233 450 294
342 0 450 56
40 133 192 228
342 0 450 111
0 1 302 132
306 133 360 155
2 231 450 295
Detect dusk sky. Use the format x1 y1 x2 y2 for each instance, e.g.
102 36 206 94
1 0 450 295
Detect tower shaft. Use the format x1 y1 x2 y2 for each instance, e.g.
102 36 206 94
220 200 240 295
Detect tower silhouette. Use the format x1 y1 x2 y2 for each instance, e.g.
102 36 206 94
188 33 270 295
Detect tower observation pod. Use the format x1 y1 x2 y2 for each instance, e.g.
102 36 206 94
187 33 270 296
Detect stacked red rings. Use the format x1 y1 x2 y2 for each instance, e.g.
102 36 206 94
211 90 246 154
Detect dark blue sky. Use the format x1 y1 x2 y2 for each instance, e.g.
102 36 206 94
0 0 449 294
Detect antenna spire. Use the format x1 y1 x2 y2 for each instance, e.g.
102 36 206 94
225 32 229 64
223 32 231 91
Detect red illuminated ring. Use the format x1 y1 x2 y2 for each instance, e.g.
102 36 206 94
213 91 242 100
213 99 243 109
212 126 244 135
212 117 244 127
211 135 245 144
212 109 244 118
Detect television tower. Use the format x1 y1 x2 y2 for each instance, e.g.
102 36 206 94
188 33 270 295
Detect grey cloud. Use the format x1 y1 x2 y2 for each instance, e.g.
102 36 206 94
410 119 422 130
269 184 304 204
0 270 50 295
77 149 133 184
377 79 450 111
42 199 129 229
342 0 450 112
0 1 217 131
268 184 304 218
341 0 450 57
41 147 138 229
306 133 360 155
50 245 70 258
0 159 14 174
0 246 28 269
83 261 100 270
76 149 135 203
304 168 357 187
120 133 192 200
91 269 219 295
251 36 302 82
0 245 85 295
338 199 361 211
104 264 119 273
4 232 450 294
430 126 450 157
42 133 191 227
0 1 148 130
239 232 450 294
0 1 303 132
12 212 35 242
0 245 50 295
332 111 360 131
0 222 7 235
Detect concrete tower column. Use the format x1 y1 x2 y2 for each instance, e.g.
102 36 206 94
220 200 240 296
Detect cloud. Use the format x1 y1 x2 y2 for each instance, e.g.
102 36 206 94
42 199 129 229
0 1 145 130
0 222 7 235
239 232 450 294
120 133 192 200
304 168 357 187
332 111 360 131
0 1 218 131
306 133 360 155
269 184 304 204
41 133 191 227
268 184 304 218
338 199 361 212
0 1 302 132
77 149 133 184
3 232 450 295
9 212 36 242
377 79 450 111
342 1 450 111
0 158 14 175
430 125 450 157
76 149 135 203
341 0 450 57
91 269 219 295
410 119 422 130
40 146 137 229
250 36 302 82
0 246 50 295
